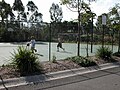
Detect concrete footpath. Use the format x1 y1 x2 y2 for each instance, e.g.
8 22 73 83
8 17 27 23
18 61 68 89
0 62 120 90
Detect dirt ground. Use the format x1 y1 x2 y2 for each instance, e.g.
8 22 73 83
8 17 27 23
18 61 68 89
0 56 120 80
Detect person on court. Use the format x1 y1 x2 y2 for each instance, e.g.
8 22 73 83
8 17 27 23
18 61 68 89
57 37 65 52
27 36 37 53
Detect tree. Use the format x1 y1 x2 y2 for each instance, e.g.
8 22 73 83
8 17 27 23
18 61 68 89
60 0 96 4
60 0 96 56
108 3 120 52
12 0 25 39
26 1 40 22
49 3 63 22
0 0 15 41
12 0 25 21
80 11 96 55
34 12 43 22
49 3 63 38
26 1 42 29
0 0 14 24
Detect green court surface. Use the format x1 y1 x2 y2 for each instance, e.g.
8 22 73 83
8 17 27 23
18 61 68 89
0 42 118 66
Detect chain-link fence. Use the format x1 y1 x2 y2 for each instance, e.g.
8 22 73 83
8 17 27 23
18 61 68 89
0 21 119 64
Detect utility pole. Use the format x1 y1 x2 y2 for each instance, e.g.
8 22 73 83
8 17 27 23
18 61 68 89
91 14 93 53
118 10 120 52
49 23 52 61
77 0 81 56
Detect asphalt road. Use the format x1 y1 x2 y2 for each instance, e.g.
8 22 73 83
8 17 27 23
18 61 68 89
1 67 120 90
43 67 120 90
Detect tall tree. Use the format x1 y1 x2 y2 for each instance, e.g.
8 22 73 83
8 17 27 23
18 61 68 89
49 3 63 22
49 3 63 38
26 1 39 22
34 11 43 22
108 3 120 52
12 0 25 21
0 0 14 24
60 0 96 4
26 1 43 31
60 0 96 56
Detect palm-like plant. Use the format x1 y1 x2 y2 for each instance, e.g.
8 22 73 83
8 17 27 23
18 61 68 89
11 46 41 75
96 46 112 60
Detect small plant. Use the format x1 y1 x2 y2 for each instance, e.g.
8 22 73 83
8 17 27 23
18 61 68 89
96 46 112 60
10 46 41 75
52 54 57 63
66 56 96 67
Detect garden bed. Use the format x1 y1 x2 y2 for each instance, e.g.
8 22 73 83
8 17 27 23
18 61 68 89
0 55 120 80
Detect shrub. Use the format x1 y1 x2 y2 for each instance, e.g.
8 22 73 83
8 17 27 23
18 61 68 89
11 46 41 75
52 54 57 63
66 56 96 67
113 52 120 57
96 46 112 60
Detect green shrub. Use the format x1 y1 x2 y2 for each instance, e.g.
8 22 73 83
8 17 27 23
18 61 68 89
52 54 57 63
113 52 120 57
11 46 41 75
66 56 96 67
96 46 112 60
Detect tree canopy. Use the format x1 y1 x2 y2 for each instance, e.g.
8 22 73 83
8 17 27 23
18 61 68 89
49 3 63 22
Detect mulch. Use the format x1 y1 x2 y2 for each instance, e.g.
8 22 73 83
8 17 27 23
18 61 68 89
0 56 120 80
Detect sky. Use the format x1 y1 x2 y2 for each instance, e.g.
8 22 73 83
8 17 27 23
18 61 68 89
3 0 120 23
